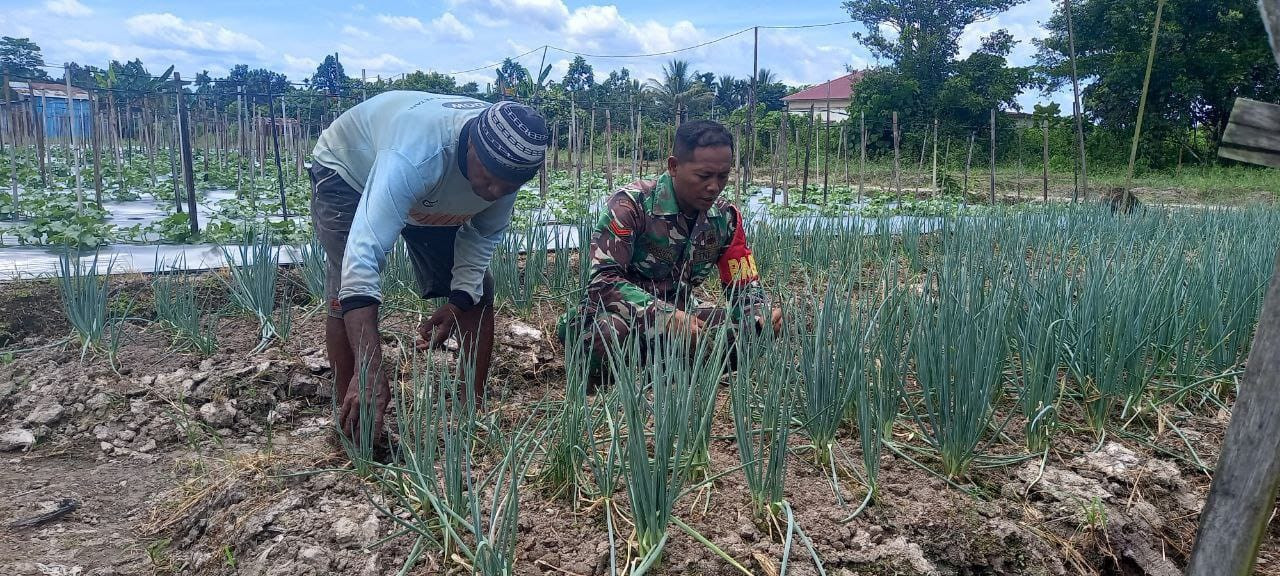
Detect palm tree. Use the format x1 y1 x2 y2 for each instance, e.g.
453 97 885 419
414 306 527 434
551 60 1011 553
644 59 712 126
715 74 740 116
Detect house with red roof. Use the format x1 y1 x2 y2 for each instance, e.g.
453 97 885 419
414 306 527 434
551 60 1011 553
782 71 864 123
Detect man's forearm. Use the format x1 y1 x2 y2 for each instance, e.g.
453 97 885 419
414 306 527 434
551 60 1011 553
343 305 385 384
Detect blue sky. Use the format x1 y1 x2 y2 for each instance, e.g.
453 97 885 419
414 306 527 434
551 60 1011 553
2 0 1071 110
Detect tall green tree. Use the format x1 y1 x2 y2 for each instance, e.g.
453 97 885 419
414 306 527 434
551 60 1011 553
562 56 595 94
392 71 479 97
644 59 712 124
1036 0 1280 158
310 54 347 96
843 0 1029 132
0 37 50 81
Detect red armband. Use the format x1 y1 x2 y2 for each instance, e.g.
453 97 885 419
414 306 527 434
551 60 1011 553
717 208 759 286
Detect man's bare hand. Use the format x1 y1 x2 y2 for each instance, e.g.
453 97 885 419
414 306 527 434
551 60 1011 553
667 309 705 343
418 303 463 349
339 305 389 445
338 372 390 445
756 307 783 335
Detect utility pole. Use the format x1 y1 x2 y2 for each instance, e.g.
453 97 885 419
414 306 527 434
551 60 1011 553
746 26 758 190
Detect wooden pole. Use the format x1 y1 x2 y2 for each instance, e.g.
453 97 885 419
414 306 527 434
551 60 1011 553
1064 0 1089 201
107 75 124 198
1187 247 1280 575
1042 120 1050 201
916 126 927 197
858 110 866 204
604 109 613 192
746 26 758 188
777 113 788 205
734 122 742 204
175 73 198 235
551 121 560 172
822 81 832 203
168 96 182 213
34 96 46 186
892 111 901 202
989 108 997 205
4 73 17 219
268 93 288 218
589 107 596 179
1125 0 1166 192
769 132 779 201
89 88 103 207
1188 10 1280 570
801 104 814 203
237 85 245 198
65 65 83 214
964 132 975 196
931 117 939 192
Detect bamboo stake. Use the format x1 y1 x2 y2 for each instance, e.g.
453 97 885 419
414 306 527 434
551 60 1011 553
4 73 17 218
931 117 938 192
34 96 46 186
773 112 783 204
989 108 997 205
1042 120 1050 201
1126 0 1166 192
822 81 831 203
89 88 103 207
858 110 865 204
801 104 813 203
964 132 975 196
1064 0 1088 201
175 73 198 235
64 65 83 214
892 111 901 202
605 109 613 192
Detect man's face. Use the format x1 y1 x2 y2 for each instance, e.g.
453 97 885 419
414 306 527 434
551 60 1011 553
668 145 733 215
466 142 522 201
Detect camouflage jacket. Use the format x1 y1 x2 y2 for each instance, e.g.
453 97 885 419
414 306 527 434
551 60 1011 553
582 173 769 324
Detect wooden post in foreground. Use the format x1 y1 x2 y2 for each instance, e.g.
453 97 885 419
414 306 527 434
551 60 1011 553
1187 247 1280 575
1188 5 1280 572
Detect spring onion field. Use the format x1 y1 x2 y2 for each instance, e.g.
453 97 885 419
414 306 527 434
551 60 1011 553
1 152 1279 575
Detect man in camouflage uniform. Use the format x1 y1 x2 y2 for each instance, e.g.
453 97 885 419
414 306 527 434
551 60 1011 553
559 120 781 382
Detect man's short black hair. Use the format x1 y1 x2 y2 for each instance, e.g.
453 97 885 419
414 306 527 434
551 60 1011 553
673 120 734 161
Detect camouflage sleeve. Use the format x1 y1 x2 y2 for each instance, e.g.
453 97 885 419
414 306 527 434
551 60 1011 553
585 190 671 323
718 205 771 322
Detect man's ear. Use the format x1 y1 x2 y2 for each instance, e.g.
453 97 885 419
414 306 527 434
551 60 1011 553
666 155 678 176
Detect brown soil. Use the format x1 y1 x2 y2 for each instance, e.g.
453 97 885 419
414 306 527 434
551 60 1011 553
0 271 1271 576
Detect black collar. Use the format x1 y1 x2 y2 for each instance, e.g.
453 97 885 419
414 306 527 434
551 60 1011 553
457 116 474 179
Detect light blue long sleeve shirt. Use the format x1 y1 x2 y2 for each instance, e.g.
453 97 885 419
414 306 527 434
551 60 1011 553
312 91 515 307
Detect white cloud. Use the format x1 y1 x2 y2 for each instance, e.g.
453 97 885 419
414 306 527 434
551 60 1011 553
62 38 189 68
45 0 92 17
432 12 473 41
125 13 264 53
453 0 568 30
342 25 372 39
559 5 703 59
282 53 319 80
377 14 427 34
342 51 413 77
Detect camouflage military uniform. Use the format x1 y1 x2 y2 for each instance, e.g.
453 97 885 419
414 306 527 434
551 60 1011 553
559 173 770 363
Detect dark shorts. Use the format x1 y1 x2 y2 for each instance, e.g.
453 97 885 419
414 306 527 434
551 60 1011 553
309 163 494 318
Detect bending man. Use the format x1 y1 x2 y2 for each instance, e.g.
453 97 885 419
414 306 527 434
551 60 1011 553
310 91 548 441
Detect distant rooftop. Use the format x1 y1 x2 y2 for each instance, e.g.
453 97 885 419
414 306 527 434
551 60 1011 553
782 72 865 102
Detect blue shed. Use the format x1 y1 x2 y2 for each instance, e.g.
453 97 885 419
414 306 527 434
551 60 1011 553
10 81 94 139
